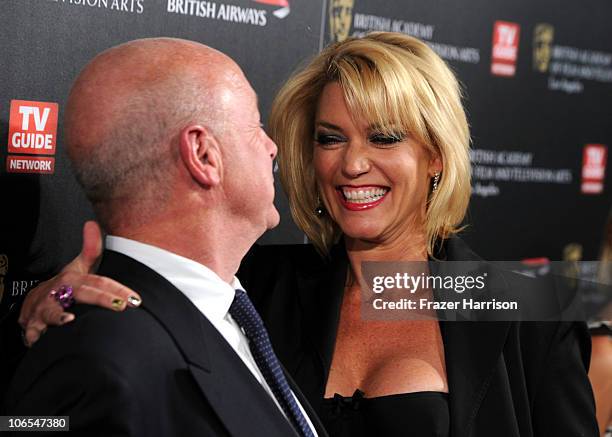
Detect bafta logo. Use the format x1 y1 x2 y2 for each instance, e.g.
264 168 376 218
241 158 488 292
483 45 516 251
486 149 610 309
533 23 554 73
329 0 354 43
563 243 582 290
563 243 582 263
0 254 7 304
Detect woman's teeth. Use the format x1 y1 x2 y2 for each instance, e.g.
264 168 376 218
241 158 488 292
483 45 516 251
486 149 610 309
342 187 388 203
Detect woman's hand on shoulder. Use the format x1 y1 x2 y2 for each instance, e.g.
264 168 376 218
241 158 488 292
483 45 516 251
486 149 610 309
19 221 142 347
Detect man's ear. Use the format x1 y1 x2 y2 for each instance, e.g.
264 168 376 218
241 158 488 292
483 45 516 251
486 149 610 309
178 125 222 187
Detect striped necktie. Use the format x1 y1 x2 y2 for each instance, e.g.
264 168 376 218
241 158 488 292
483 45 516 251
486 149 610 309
229 289 315 437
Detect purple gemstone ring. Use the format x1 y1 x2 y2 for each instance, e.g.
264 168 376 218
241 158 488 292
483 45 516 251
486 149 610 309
50 285 75 309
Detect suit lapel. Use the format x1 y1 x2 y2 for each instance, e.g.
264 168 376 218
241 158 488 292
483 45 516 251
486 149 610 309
187 353 300 437
440 321 510 437
98 250 299 437
283 363 329 437
440 238 511 437
295 244 347 383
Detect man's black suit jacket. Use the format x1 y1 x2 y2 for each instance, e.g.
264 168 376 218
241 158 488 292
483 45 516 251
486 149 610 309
4 250 326 437
239 238 599 437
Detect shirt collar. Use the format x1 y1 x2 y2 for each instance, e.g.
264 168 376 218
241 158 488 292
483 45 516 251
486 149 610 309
105 235 242 323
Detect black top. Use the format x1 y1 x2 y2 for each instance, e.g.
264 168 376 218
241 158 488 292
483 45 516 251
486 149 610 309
589 321 612 337
321 390 449 437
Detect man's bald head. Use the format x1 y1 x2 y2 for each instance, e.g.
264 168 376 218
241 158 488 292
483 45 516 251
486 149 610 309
66 38 249 230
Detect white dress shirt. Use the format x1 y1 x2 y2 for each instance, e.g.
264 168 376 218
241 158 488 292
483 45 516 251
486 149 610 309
106 236 317 436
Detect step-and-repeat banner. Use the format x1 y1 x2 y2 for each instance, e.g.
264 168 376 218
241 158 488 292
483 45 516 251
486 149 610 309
1 0 611 314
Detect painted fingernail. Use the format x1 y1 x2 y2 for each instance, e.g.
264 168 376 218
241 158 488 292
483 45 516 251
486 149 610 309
60 314 75 324
111 298 125 311
127 295 141 307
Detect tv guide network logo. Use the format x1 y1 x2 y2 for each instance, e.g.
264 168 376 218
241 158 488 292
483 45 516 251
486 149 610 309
581 144 607 194
491 21 521 77
6 99 58 174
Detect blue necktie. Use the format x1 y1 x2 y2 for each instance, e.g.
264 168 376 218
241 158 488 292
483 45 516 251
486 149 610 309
229 289 315 437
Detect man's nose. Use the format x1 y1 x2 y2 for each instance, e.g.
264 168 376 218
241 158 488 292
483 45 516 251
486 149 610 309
265 132 278 160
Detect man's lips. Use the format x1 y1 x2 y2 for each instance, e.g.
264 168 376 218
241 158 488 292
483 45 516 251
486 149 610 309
335 185 390 211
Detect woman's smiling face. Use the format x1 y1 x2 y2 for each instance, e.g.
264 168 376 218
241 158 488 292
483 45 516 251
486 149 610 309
313 82 441 245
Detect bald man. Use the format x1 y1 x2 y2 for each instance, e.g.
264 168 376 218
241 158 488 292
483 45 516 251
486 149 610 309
4 38 324 437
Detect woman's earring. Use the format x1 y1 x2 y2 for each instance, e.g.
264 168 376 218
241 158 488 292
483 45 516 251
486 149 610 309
314 195 325 216
432 172 440 193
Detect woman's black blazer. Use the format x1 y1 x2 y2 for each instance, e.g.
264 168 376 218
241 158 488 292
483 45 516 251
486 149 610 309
238 237 599 437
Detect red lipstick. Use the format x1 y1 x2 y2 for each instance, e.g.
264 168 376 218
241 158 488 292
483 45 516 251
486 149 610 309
336 187 389 211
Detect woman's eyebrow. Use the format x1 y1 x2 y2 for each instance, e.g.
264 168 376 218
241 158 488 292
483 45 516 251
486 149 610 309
315 121 343 131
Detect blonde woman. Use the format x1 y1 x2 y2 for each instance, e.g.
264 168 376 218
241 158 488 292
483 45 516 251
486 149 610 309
16 33 598 436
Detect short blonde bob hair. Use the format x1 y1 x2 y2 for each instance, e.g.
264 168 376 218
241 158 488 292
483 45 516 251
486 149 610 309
269 32 471 256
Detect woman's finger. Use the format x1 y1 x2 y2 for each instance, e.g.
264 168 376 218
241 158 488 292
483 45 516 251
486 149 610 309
23 319 48 348
48 272 141 308
19 279 58 328
39 306 75 327
73 221 103 273
72 275 141 308
76 284 127 311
